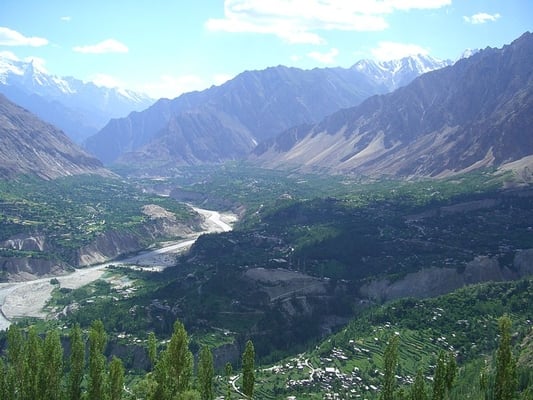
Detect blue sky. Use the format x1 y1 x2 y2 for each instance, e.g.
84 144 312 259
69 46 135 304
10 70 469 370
0 0 531 99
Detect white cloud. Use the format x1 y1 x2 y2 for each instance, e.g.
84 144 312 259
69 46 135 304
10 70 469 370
73 39 128 54
213 73 234 86
371 41 429 61
61 16 72 22
307 48 339 64
205 0 451 44
0 26 48 47
140 75 207 99
0 50 20 61
463 12 501 25
91 73 124 88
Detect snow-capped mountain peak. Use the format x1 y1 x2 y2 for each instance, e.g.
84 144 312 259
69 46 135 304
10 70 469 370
352 54 452 90
0 52 154 143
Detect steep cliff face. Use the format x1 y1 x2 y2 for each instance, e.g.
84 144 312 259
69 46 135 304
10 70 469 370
0 257 69 282
76 213 199 266
359 251 532 302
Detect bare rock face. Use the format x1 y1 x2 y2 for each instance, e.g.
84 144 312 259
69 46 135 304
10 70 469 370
76 213 198 267
514 249 533 276
0 94 113 180
0 257 68 282
359 253 528 302
1 234 46 252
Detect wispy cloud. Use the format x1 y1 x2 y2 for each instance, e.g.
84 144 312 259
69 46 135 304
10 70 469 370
371 41 429 61
91 73 124 88
60 16 72 22
463 12 501 24
307 48 339 64
73 39 128 54
205 0 451 44
0 26 48 47
140 75 207 99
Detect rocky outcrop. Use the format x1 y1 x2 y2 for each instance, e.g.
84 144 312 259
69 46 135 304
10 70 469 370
76 211 200 266
1 234 47 252
0 257 69 282
359 252 531 302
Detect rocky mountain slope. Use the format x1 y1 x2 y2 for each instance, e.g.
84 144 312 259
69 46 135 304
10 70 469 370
0 54 153 143
84 56 449 167
251 32 533 178
0 94 112 180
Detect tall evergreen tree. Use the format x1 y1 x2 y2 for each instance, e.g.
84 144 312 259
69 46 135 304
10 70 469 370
147 331 157 370
380 334 399 400
494 315 517 400
24 326 43 400
153 320 194 399
242 340 255 399
41 329 64 400
7 324 25 398
225 362 233 400
432 351 447 400
88 319 108 400
445 352 457 393
411 369 428 400
108 356 125 400
68 324 85 400
198 345 214 400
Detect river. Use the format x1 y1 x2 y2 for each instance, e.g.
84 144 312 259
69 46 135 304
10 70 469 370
0 207 236 331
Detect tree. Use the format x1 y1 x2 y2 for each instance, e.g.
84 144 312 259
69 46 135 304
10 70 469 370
7 324 25 398
445 352 457 393
198 345 214 400
225 362 233 400
153 320 194 399
68 324 85 400
41 329 64 400
88 319 108 400
24 326 43 400
108 356 125 400
411 369 428 400
242 340 255 399
380 334 399 400
432 351 449 400
494 315 517 400
147 331 157 370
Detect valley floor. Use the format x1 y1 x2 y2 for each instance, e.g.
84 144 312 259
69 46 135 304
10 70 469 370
0 207 237 330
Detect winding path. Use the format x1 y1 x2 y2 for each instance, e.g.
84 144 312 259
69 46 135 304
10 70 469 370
0 207 236 331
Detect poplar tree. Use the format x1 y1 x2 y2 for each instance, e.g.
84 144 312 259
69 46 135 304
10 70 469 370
198 345 214 400
88 319 108 400
225 362 233 400
108 356 125 400
242 340 255 399
148 331 157 370
25 326 43 400
7 324 25 398
68 324 85 400
432 351 447 400
494 315 517 400
153 320 194 399
380 334 399 400
41 329 64 400
411 369 428 400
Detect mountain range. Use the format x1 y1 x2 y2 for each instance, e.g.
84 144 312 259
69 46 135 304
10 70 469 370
0 94 112 180
252 32 533 178
0 54 153 143
84 54 451 166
